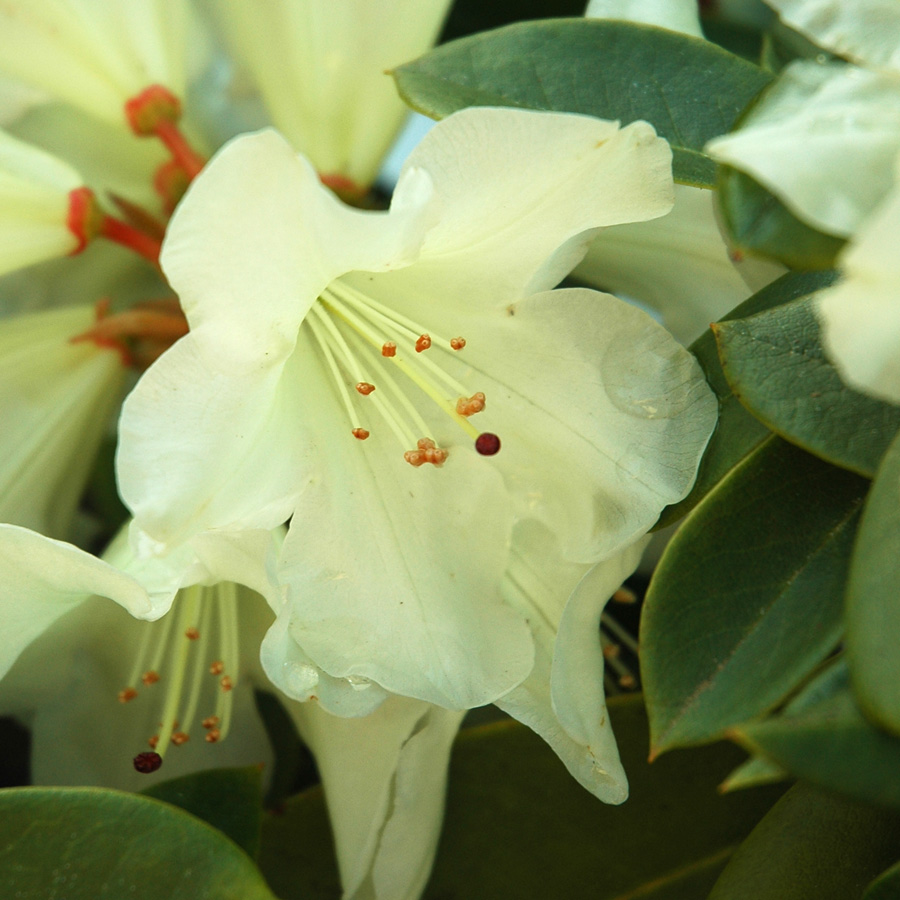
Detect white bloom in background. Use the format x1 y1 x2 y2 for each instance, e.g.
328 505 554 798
585 0 704 36
0 304 126 537
707 0 900 238
817 154 900 403
580 0 762 341
0 521 288 790
0 128 87 276
0 0 194 130
205 0 452 189
118 108 716 715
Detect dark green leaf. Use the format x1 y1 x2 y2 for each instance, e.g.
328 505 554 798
847 428 900 736
718 165 846 269
720 755 789 794
657 269 837 529
259 696 784 900
700 18 766 62
0 787 277 899
644 438 867 755
709 782 900 900
736 662 900 809
865 861 900 899
394 19 773 187
142 766 264 860
715 295 900 477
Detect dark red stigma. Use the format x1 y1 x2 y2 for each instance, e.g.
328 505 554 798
475 433 501 456
133 751 163 774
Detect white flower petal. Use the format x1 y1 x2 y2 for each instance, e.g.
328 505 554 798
385 108 674 309
160 128 432 369
392 288 717 562
0 0 193 127
585 0 704 36
707 61 900 237
575 184 751 343
117 335 308 547
290 696 464 900
0 304 125 537
277 335 532 710
817 159 900 402
549 539 648 800
0 524 151 681
205 0 451 187
496 523 645 803
767 0 900 71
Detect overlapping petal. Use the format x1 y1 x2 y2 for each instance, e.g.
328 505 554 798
585 0 704 36
384 108 674 311
291 697 463 900
707 61 900 238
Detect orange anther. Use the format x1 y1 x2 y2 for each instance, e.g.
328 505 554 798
185 627 200 640
352 428 370 440
381 341 397 357
118 687 138 703
148 735 160 749
450 337 466 350
415 334 432 353
171 731 190 746
456 392 486 417
220 676 234 692
356 382 376 395
141 670 160 686
202 716 220 730
209 661 224 676
205 729 222 743
404 437 448 467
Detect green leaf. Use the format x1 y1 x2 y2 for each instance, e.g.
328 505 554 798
720 755 789 794
736 661 900 809
259 696 785 900
393 19 773 187
715 295 900 478
656 269 837 529
0 787 277 900
142 766 264 860
847 428 900 737
718 165 846 268
644 438 867 755
865 861 900 899
709 782 900 900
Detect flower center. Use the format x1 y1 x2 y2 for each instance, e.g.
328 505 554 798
304 279 501 467
118 582 241 773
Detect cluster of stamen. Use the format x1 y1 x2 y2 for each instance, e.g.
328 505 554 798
119 583 241 774
305 281 502 467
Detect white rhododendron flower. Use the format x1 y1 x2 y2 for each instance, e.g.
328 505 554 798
817 154 900 403
118 107 717 715
584 0 704 36
0 0 195 129
0 304 126 536
206 0 452 190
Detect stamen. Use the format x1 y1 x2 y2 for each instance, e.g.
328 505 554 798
205 729 222 743
171 732 190 746
220 676 234 692
475 433 501 456
450 337 466 351
148 736 159 749
66 187 103 254
356 382 376 395
209 661 224 675
133 751 163 774
185 627 200 640
404 438 448 468
381 341 397 357
415 334 432 353
456 393 486 417
202 716 220 730
352 428 370 440
118 688 138 703
141 671 160 686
